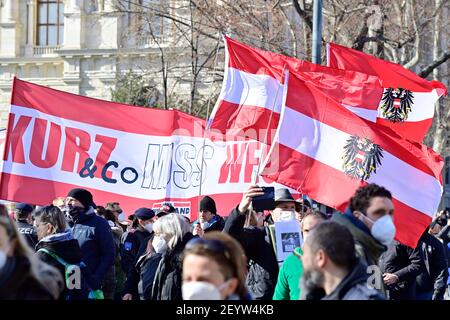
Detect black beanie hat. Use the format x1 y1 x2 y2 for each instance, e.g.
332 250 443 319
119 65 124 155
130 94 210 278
199 196 217 214
67 188 94 209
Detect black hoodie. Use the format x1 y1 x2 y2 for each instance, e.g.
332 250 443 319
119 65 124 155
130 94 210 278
322 260 385 300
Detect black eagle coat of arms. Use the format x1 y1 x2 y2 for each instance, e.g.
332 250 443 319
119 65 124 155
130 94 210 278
380 87 414 122
342 136 384 181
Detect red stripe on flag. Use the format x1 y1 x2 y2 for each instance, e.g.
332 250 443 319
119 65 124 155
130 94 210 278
285 76 442 179
328 43 447 94
11 78 205 138
209 100 280 144
263 144 430 248
376 118 432 145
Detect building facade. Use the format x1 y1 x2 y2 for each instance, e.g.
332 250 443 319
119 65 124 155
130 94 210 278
0 0 184 127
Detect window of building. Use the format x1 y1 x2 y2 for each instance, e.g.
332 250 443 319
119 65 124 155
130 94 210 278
37 0 64 46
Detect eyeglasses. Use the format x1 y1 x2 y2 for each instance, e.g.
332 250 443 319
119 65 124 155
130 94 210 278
185 237 231 260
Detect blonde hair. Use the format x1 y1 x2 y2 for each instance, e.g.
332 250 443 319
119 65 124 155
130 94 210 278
153 213 191 250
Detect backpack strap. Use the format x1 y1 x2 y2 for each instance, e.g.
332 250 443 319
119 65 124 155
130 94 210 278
37 248 70 268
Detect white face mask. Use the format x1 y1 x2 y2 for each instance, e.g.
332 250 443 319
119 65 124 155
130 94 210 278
152 235 168 254
200 221 210 230
144 223 153 233
182 280 230 300
0 251 7 271
370 214 396 246
279 210 296 221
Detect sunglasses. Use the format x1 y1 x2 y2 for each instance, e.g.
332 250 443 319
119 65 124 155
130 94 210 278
185 237 230 259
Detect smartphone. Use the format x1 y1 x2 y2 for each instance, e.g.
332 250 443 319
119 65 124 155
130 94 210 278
251 186 275 212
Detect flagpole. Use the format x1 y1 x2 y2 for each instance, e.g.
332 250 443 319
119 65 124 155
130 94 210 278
198 33 222 211
252 64 287 185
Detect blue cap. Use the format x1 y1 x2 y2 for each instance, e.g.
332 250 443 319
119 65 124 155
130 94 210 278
134 208 155 220
15 203 34 213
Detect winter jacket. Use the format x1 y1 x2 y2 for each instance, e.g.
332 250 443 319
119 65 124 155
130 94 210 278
0 255 63 300
192 214 225 232
223 207 279 300
331 211 386 267
273 247 303 300
16 220 38 250
151 232 195 300
322 260 385 300
379 240 424 300
71 207 115 290
35 230 90 300
416 232 448 300
120 227 152 275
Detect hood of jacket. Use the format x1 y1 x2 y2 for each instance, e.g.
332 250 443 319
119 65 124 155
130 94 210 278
36 230 83 264
331 211 386 263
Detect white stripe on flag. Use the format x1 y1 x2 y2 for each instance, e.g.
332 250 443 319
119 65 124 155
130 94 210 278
277 105 442 217
219 67 284 113
343 105 377 122
377 89 438 122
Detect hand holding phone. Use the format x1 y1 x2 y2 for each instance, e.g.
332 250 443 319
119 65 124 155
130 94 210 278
251 187 275 213
238 185 265 213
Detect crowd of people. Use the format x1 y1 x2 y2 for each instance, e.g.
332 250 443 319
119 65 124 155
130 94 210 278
0 183 449 300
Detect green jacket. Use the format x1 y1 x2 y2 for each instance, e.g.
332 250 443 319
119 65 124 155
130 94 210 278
273 247 303 300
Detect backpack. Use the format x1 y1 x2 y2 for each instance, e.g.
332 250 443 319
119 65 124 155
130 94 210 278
37 248 104 300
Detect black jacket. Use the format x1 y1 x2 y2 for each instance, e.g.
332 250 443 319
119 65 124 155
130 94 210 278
71 208 116 290
120 227 152 275
151 233 195 300
223 207 279 300
16 220 38 250
322 260 385 300
416 233 448 300
0 256 63 300
192 214 225 233
379 240 424 300
35 232 90 300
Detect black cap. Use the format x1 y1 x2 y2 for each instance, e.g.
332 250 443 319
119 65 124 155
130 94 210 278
15 203 34 214
156 202 176 218
134 208 155 220
199 196 216 214
67 188 94 209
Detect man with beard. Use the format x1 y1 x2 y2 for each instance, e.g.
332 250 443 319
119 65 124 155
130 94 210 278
65 188 115 295
300 221 384 300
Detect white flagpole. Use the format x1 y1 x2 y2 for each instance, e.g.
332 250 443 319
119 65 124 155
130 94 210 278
252 64 288 185
198 34 222 212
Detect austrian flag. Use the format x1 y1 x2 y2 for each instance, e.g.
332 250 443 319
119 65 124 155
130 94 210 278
260 72 444 248
327 43 447 143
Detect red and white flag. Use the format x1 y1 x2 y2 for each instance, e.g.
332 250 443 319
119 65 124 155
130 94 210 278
327 43 448 143
208 36 383 144
0 78 293 220
260 72 444 248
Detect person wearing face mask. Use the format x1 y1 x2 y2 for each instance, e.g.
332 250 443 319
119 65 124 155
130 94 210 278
223 186 301 300
331 184 396 295
192 196 225 237
182 231 251 300
273 210 327 300
120 208 157 277
120 208 157 300
300 221 384 300
34 205 90 300
65 188 115 295
150 213 195 300
0 215 63 300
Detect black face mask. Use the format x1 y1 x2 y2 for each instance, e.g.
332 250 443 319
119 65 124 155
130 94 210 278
65 205 85 218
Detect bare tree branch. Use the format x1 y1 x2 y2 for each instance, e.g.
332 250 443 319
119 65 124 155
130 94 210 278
419 51 450 78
